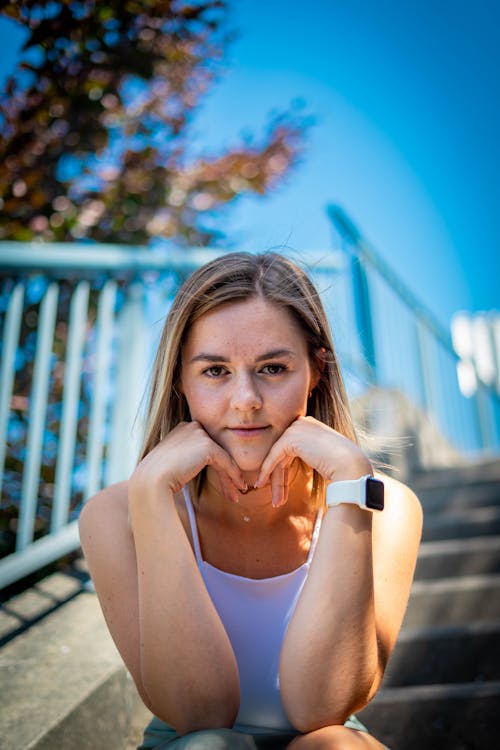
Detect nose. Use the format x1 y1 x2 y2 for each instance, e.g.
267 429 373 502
230 372 262 411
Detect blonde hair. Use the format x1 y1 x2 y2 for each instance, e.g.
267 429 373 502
139 252 357 501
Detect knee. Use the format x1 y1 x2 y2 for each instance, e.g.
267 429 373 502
179 728 256 749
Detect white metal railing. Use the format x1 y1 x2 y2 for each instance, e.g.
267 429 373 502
328 205 500 456
1 232 499 589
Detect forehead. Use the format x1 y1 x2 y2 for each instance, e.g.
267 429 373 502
183 297 308 355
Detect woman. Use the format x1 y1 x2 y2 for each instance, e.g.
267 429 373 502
79 252 422 749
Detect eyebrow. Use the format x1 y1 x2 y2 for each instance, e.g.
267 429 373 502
189 349 297 364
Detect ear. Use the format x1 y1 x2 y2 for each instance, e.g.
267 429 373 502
312 347 327 382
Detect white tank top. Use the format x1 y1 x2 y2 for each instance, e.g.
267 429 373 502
183 487 323 733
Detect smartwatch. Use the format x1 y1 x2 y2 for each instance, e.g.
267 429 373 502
326 474 384 511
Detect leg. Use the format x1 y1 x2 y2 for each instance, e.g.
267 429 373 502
287 725 388 750
152 728 259 750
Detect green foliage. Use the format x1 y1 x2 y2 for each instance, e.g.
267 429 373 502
0 0 307 245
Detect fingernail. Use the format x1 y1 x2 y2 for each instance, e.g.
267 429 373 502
225 486 238 504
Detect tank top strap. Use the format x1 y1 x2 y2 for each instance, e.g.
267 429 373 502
305 507 324 565
182 486 203 564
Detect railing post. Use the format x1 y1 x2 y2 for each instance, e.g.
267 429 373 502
0 282 24 498
475 384 494 452
17 282 59 552
106 281 147 485
350 255 377 384
415 319 434 415
51 281 90 532
85 280 117 500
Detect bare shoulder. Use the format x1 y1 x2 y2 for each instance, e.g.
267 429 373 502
78 481 129 531
79 481 193 553
371 471 423 565
375 470 423 526
78 481 132 566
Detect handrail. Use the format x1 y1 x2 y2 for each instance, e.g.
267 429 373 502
328 204 455 353
0 242 344 274
328 204 500 454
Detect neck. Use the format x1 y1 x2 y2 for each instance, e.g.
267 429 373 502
199 462 316 525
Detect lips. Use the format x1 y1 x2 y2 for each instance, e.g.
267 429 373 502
228 425 270 437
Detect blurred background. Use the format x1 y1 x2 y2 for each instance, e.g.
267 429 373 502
1 0 499 317
1 3 500 749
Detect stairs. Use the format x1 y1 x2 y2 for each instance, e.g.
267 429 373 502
358 460 500 750
1 460 499 749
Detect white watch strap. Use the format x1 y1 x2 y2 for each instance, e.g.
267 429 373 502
326 474 373 509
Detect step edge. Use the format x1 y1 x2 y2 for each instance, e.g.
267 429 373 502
370 680 500 703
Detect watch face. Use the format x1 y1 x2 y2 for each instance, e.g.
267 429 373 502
366 477 384 510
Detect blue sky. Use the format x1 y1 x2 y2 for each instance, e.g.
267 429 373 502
1 0 498 328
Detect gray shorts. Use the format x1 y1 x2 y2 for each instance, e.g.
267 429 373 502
137 714 373 749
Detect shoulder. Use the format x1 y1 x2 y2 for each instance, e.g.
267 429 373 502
373 470 423 545
78 480 129 532
376 470 422 513
78 480 193 551
78 482 133 563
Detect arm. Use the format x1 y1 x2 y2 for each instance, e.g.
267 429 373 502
256 418 423 731
79 421 246 734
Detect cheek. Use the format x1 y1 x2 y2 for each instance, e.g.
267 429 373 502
275 381 310 421
184 384 220 424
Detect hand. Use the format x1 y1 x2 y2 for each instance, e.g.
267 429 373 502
130 421 247 504
254 416 372 508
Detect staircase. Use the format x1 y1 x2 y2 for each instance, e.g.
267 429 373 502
1 461 499 750
358 459 500 750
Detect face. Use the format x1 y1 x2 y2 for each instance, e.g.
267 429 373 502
180 296 318 479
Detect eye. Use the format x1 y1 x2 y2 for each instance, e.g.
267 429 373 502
203 365 228 378
261 363 288 375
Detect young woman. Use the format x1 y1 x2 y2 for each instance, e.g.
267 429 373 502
79 252 422 749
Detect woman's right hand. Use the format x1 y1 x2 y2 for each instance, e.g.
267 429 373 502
129 421 247 503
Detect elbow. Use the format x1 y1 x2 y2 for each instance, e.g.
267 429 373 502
155 704 238 737
282 667 383 733
285 709 348 735
144 679 239 735
174 696 239 737
283 695 360 734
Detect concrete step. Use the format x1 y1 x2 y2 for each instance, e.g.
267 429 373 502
404 573 500 629
415 535 500 579
421 505 500 541
383 621 500 686
357 681 500 750
410 459 500 489
0 587 151 750
418 480 500 513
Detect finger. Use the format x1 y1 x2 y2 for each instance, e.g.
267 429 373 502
208 445 247 493
255 440 294 489
271 464 289 508
216 469 240 504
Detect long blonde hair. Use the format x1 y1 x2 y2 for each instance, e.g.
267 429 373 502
139 252 357 500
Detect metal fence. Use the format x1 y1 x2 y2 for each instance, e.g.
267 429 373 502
1 218 498 588
328 205 500 455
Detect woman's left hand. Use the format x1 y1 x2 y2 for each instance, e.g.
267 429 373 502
254 416 372 507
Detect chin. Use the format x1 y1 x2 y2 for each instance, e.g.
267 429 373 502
240 469 260 486
232 457 262 481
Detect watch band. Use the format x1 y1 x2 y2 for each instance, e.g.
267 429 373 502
326 474 384 511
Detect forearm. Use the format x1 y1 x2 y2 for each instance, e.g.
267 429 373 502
280 505 380 731
130 484 239 733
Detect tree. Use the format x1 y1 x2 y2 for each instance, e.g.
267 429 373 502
0 0 307 246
